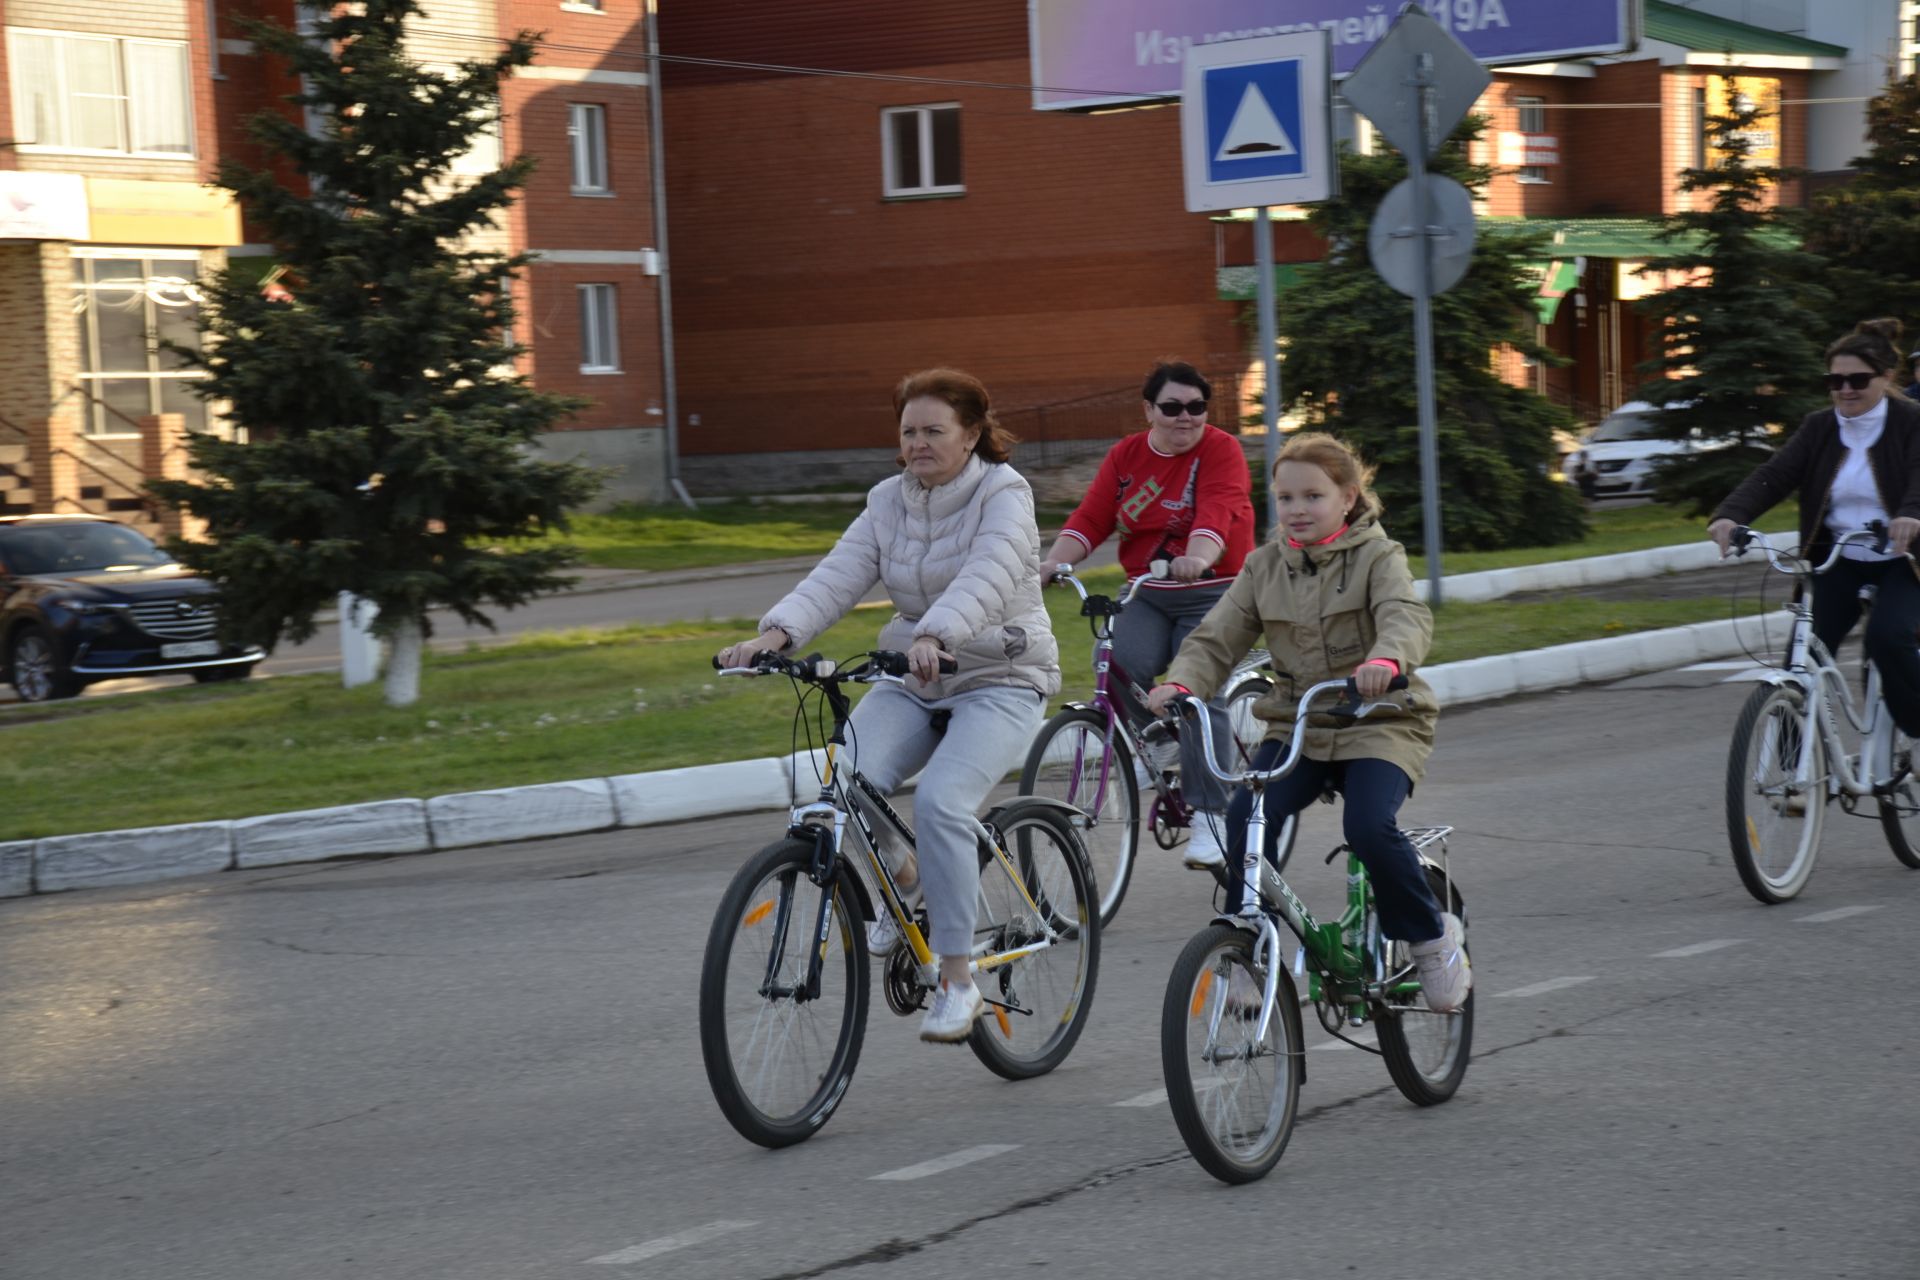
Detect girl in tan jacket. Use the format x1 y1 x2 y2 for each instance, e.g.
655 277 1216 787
1146 433 1469 1013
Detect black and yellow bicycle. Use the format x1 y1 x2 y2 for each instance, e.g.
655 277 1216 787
699 649 1101 1148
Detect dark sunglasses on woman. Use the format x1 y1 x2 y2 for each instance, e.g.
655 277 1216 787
1156 399 1208 417
1826 372 1879 391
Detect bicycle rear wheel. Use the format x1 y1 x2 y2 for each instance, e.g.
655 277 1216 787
1725 683 1826 903
1161 922 1303 1184
1375 867 1473 1106
970 801 1100 1080
1020 707 1138 927
699 837 869 1147
1876 729 1920 870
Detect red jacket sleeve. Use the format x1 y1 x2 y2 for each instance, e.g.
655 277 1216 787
1190 428 1253 557
1060 442 1123 553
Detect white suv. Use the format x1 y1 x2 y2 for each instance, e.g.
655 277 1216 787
1562 401 1724 501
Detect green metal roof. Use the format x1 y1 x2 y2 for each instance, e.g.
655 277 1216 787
1644 0 1846 58
1480 216 1701 259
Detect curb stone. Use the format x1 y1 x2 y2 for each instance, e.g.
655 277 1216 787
3 607 1779 900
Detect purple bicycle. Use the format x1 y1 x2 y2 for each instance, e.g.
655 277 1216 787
1019 565 1289 926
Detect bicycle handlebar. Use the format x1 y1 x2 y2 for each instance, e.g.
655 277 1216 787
1171 675 1412 789
1730 523 1894 577
1047 561 1169 617
713 649 958 682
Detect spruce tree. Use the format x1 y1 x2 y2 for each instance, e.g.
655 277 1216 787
1275 120 1586 554
1804 73 1920 338
1633 76 1830 514
152 0 599 706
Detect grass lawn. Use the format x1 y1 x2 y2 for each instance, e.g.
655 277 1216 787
1408 502 1797 577
548 495 1795 577
2 576 1772 840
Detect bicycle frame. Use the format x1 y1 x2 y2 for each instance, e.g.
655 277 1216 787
1735 529 1906 800
720 653 1060 1010
1178 680 1454 1047
1049 568 1173 811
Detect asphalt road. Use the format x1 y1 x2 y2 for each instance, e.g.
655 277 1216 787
4 661 1917 1278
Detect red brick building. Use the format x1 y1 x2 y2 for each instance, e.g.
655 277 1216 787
656 1 1248 487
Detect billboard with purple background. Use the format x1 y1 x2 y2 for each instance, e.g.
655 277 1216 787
1030 0 1639 110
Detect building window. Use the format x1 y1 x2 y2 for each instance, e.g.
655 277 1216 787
569 103 610 194
881 104 963 198
1516 96 1549 184
6 29 193 157
579 284 620 373
561 0 605 11
71 254 210 436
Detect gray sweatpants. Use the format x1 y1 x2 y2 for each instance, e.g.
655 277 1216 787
842 681 1045 956
1110 581 1231 724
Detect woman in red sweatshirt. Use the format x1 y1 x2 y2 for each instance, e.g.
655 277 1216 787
1041 360 1256 732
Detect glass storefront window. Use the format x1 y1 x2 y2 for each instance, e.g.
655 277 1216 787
71 253 210 436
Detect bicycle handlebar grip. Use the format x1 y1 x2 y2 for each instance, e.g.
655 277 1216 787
868 650 959 677
1869 518 1891 554
1730 526 1755 554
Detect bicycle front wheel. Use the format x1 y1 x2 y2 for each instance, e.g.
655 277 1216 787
1375 867 1473 1106
698 837 870 1148
1020 707 1139 927
1161 922 1303 1184
970 800 1100 1080
1877 729 1920 870
1725 683 1826 903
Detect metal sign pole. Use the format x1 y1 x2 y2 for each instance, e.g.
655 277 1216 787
1255 205 1281 533
1408 53 1444 606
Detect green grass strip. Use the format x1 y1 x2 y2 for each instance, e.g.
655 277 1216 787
3 577 1771 840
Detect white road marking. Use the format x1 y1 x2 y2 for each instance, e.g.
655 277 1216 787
1795 905 1884 924
1114 1088 1167 1107
1492 976 1595 998
870 1144 1020 1181
1113 1080 1223 1107
1652 939 1745 958
586 1221 755 1265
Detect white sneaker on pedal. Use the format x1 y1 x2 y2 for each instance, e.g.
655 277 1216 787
1781 790 1808 818
1182 816 1227 870
866 913 901 955
1411 913 1471 1013
918 979 985 1043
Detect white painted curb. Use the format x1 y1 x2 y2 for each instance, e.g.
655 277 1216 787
0 540 1763 900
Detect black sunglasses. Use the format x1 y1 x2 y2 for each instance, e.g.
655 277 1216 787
1826 372 1880 391
1155 399 1208 417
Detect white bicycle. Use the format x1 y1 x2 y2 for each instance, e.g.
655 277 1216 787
1724 525 1920 903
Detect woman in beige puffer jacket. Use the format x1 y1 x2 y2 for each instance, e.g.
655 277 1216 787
715 369 1059 1043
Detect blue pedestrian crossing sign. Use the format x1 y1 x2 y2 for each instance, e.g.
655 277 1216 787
1206 61 1302 181
1181 30 1333 212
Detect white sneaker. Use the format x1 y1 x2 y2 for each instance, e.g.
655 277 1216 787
1183 816 1227 869
866 912 901 955
918 979 985 1043
1411 913 1471 1013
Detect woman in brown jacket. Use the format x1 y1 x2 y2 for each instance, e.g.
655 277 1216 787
1146 433 1468 1013
1708 319 1920 736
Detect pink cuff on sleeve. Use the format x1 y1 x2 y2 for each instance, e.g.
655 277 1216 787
1364 658 1400 675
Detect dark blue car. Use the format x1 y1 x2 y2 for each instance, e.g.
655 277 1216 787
0 516 262 702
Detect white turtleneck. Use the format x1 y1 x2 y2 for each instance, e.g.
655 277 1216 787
1827 396 1899 561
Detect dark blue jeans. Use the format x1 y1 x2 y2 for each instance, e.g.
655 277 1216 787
1215 741 1445 944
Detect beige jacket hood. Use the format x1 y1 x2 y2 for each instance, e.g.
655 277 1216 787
1164 518 1437 782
